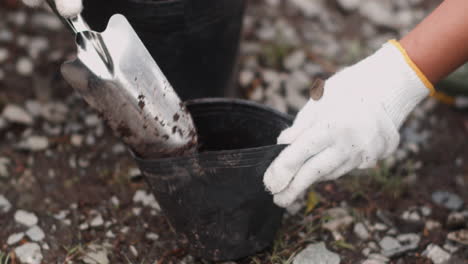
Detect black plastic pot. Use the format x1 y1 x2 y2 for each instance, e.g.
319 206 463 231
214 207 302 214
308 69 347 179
82 0 247 100
133 98 292 261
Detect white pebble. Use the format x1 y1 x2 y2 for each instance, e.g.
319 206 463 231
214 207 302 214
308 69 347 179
2 104 34 125
15 210 38 227
18 136 49 151
16 57 34 76
15 243 43 264
422 244 451 264
90 214 104 227
0 194 12 213
133 190 161 210
130 245 138 257
7 232 25 245
26 226 45 242
0 48 8 62
146 233 159 241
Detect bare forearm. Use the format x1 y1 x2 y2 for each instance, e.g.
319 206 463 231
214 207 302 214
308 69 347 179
400 0 468 84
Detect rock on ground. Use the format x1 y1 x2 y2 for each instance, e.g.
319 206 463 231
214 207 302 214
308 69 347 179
82 244 110 264
14 210 38 227
7 232 25 245
14 243 43 264
133 190 161 210
293 242 340 264
2 104 33 125
26 226 45 241
0 194 12 213
422 244 451 264
432 191 463 211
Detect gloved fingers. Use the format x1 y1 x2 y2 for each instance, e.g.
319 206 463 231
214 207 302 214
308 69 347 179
277 126 304 144
277 101 318 144
273 148 346 207
22 0 42 7
264 126 332 194
55 0 83 18
323 158 359 181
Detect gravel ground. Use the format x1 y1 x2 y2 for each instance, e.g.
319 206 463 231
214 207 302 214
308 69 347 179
1 0 468 263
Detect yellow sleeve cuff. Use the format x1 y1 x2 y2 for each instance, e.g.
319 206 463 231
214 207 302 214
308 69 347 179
388 39 436 96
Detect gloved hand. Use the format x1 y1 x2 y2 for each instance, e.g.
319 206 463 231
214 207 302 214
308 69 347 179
264 40 434 207
23 0 83 18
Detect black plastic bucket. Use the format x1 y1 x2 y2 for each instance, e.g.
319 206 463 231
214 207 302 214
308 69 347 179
133 98 292 261
81 0 247 100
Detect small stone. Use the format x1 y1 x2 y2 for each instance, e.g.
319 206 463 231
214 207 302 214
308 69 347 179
79 223 89 230
0 194 12 213
82 244 109 264
70 134 84 147
105 230 116 238
447 229 468 246
146 233 159 241
15 210 38 227
133 207 142 216
15 243 43 264
432 191 463 211
425 220 442 231
42 243 50 250
447 211 468 228
128 167 142 180
0 48 8 62
422 244 451 264
239 70 255 87
373 223 388 231
420 206 432 217
18 136 49 151
2 104 34 125
354 222 370 240
16 57 34 76
362 247 372 257
26 226 45 242
110 196 120 207
7 232 25 245
284 50 306 71
293 242 340 264
0 157 10 178
368 254 389 263
133 190 161 210
401 210 421 222
322 208 354 240
381 233 419 257
90 214 104 227
379 236 401 252
130 245 138 257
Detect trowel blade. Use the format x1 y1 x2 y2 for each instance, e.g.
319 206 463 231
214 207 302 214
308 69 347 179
61 14 197 157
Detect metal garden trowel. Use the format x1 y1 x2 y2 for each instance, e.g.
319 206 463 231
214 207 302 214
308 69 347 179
46 1 198 158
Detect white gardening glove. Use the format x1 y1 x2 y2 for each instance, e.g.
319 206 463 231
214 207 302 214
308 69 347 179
264 40 435 208
23 0 83 18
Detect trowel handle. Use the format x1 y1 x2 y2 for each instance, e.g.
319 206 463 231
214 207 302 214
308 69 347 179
45 0 90 34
